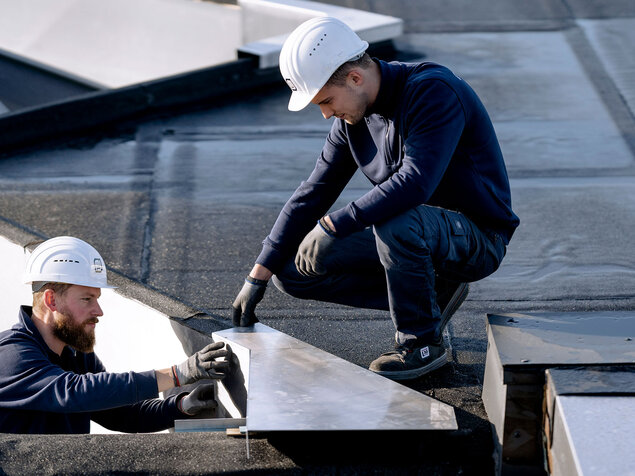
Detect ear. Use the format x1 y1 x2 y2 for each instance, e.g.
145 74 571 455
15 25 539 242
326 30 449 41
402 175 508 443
347 69 364 86
43 289 58 312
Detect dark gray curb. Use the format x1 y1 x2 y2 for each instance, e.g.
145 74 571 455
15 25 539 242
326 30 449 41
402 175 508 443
0 58 281 156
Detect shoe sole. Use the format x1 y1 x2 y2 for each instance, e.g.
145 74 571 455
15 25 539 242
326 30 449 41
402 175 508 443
438 282 469 338
371 352 449 381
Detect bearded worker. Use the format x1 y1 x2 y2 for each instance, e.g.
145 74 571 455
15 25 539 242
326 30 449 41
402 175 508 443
0 236 232 434
232 17 519 381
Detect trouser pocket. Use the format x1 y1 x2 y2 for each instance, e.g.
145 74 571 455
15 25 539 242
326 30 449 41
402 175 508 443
438 211 505 282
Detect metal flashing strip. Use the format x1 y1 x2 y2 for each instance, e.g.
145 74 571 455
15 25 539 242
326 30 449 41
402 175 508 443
0 47 106 90
0 58 281 154
0 48 100 114
175 418 246 433
209 323 457 432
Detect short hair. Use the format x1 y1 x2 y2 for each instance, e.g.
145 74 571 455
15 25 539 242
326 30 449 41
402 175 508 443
33 283 73 314
325 53 373 87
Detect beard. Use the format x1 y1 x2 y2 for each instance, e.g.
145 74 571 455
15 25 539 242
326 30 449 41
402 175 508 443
341 87 370 125
53 309 98 353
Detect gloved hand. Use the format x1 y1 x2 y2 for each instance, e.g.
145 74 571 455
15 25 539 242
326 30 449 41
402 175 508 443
178 383 217 416
173 342 232 386
232 277 267 327
295 220 336 277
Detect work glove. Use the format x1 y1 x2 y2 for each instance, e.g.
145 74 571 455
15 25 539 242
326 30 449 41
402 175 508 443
295 219 337 277
173 342 232 386
232 276 267 327
178 383 217 416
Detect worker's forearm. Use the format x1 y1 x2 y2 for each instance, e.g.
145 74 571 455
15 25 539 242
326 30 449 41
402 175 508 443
155 367 175 393
250 264 272 281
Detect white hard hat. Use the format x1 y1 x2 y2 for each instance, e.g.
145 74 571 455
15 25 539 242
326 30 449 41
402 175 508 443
279 16 368 112
24 236 116 291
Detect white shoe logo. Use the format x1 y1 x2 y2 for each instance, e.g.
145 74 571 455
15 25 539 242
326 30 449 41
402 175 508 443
420 346 430 359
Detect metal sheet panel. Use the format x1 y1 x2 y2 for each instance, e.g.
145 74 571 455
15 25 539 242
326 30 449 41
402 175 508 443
175 418 246 433
550 395 635 476
545 368 635 476
487 312 635 371
213 324 457 432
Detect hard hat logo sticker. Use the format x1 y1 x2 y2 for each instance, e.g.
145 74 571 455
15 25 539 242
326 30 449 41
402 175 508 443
285 78 298 91
93 258 103 273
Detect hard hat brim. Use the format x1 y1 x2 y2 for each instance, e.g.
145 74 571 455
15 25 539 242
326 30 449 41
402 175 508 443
24 273 117 290
288 90 314 112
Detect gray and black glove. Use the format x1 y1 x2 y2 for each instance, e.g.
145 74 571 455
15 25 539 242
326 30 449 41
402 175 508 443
178 383 217 416
295 219 336 277
173 342 232 386
232 276 267 327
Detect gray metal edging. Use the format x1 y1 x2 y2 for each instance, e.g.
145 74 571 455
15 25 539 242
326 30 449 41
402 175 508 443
0 48 106 91
0 57 281 156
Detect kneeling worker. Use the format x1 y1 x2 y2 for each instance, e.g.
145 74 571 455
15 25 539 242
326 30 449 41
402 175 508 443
0 236 231 434
232 17 519 381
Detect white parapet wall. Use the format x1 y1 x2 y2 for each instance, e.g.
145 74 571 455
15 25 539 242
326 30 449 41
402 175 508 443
0 0 242 88
0 0 403 88
0 235 188 433
238 0 404 68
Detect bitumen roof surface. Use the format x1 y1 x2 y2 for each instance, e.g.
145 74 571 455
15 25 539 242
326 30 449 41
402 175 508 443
1 0 635 474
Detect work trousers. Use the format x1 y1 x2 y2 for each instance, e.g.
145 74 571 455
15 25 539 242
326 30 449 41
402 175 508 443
272 205 507 346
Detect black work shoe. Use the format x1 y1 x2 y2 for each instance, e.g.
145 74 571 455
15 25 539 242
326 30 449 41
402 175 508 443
369 343 448 381
435 281 469 343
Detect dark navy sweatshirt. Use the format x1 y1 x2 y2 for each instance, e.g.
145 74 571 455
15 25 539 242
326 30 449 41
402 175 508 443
256 60 519 273
0 306 183 434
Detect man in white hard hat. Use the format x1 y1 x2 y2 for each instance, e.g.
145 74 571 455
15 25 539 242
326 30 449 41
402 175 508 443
232 17 519 381
0 236 233 433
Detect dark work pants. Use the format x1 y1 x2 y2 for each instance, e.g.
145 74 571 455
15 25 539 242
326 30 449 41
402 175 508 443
272 205 507 347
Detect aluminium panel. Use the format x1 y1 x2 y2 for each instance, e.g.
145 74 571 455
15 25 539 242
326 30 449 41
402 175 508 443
545 368 635 476
549 395 635 476
175 418 246 433
487 312 635 375
213 323 457 432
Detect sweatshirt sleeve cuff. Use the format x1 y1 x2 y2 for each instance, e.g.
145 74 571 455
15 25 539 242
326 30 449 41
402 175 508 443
328 205 364 237
255 243 285 275
135 370 162 401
